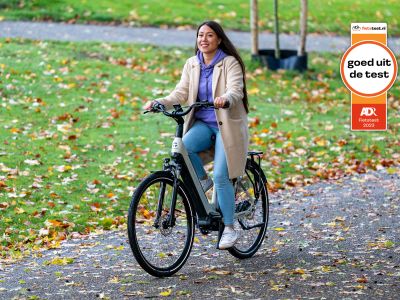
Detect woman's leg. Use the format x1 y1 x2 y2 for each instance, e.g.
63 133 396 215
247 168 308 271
213 131 235 226
182 121 213 180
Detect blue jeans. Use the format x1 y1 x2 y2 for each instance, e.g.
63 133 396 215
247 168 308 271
182 121 235 225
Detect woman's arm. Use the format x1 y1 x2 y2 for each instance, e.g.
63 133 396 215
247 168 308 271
220 57 244 108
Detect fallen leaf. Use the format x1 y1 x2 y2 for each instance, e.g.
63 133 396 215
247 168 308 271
43 257 74 266
159 289 172 297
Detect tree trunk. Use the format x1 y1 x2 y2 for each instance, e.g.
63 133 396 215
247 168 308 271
298 0 307 56
274 0 280 59
250 0 259 55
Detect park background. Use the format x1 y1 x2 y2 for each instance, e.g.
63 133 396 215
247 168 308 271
0 0 399 261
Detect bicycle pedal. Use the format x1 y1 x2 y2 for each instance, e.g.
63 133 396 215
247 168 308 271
199 228 210 235
235 200 251 213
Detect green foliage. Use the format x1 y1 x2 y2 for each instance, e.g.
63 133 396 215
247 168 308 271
0 1 9 9
0 0 23 9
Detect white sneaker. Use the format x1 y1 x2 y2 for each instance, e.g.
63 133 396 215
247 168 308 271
219 226 238 249
200 178 213 192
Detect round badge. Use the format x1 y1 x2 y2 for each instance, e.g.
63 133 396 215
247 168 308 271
340 40 397 97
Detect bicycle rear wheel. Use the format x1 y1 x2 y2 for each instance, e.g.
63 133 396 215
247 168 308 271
128 171 194 277
229 159 269 259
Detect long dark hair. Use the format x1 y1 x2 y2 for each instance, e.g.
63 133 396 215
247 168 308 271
195 20 249 114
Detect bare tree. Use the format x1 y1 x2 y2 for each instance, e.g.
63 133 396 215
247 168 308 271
298 0 308 56
273 0 280 59
250 0 259 55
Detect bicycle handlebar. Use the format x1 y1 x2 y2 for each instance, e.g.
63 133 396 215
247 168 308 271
144 101 229 118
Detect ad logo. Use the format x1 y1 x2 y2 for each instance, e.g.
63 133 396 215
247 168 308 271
351 23 387 33
360 107 378 116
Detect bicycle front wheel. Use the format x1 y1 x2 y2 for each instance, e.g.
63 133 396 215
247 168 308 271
128 171 194 277
229 159 269 259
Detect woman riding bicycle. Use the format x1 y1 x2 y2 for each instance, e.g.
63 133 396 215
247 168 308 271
144 20 249 249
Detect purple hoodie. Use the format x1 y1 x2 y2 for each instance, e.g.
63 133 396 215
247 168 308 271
194 49 227 128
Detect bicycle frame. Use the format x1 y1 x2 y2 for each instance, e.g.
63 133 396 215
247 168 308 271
149 102 265 232
161 113 222 229
166 134 267 233
170 136 218 215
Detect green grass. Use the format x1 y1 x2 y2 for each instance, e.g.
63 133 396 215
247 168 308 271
0 38 399 259
1 0 400 36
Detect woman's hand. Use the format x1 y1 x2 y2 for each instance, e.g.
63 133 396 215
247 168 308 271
143 101 155 111
214 96 228 108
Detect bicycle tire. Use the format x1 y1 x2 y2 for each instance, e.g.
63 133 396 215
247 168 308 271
127 171 194 277
228 159 269 259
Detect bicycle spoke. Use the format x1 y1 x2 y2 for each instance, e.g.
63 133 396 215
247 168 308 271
135 184 188 268
229 160 269 258
128 173 194 277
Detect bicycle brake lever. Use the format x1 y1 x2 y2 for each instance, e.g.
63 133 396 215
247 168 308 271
223 101 230 109
213 102 230 110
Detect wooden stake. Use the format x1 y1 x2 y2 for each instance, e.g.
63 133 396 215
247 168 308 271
250 0 259 55
298 0 308 56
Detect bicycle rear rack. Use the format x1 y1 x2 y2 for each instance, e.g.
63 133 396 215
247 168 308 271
247 151 263 168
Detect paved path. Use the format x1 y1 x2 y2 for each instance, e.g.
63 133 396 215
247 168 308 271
1 168 399 299
1 21 400 53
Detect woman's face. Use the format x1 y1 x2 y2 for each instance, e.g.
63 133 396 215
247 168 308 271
197 25 221 55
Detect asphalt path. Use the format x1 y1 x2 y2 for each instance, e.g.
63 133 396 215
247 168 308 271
1 21 400 53
1 167 399 299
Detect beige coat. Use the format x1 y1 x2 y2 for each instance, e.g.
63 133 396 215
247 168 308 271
157 55 249 179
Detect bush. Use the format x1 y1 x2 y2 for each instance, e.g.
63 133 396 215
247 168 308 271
0 0 28 9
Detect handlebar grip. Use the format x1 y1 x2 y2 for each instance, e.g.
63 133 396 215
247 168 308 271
151 101 166 111
199 100 229 109
143 101 166 114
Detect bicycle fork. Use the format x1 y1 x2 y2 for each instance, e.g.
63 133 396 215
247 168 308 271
166 167 181 227
153 182 166 229
154 166 181 229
